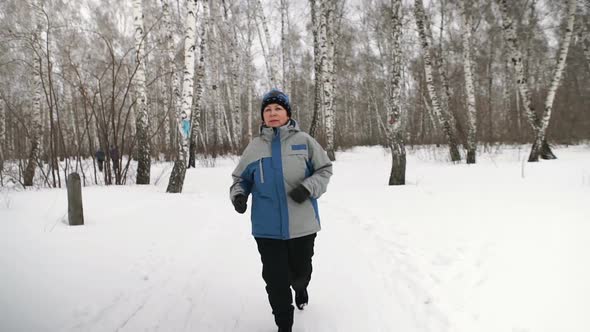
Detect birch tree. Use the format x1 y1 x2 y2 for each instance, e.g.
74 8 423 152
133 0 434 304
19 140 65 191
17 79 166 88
246 0 254 142
0 97 5 181
321 0 336 161
256 0 279 88
414 0 461 162
308 0 323 138
23 0 44 187
133 0 151 184
461 0 478 164
221 1 241 150
167 0 197 193
386 0 406 185
160 0 180 161
531 0 577 161
497 0 577 161
189 0 208 163
281 0 289 92
580 0 590 73
162 0 182 157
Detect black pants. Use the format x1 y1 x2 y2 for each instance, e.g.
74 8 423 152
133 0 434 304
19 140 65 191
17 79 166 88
255 233 316 328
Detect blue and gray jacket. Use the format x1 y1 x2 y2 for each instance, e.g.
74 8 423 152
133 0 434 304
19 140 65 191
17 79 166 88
230 119 333 240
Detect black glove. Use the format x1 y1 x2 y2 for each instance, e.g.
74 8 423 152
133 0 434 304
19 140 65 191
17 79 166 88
233 194 247 214
289 185 310 203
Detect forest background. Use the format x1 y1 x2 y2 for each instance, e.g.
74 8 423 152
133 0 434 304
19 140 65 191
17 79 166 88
0 0 588 190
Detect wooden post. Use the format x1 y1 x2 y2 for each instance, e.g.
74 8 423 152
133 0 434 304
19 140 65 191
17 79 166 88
67 173 84 226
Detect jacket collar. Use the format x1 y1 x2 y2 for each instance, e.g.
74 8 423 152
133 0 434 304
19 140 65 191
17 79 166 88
260 119 300 141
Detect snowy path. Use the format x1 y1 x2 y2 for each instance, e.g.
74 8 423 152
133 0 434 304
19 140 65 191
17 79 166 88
1 146 589 331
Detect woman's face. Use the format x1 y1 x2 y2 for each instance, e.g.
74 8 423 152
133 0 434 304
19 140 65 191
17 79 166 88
263 103 289 128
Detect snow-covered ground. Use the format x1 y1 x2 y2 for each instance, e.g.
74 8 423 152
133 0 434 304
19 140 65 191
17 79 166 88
1 145 589 332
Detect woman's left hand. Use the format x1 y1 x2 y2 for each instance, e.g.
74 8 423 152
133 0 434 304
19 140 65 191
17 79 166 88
289 185 310 203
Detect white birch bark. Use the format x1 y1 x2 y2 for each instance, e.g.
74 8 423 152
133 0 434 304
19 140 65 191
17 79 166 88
223 76 236 151
221 102 233 148
133 0 151 184
161 77 171 158
256 0 280 88
386 0 406 185
221 1 241 150
502 58 514 137
496 0 540 132
421 93 439 133
167 0 198 193
309 0 323 137
434 1 453 123
161 0 179 159
414 0 461 162
247 0 254 142
461 0 477 164
65 84 78 155
531 0 577 158
214 85 223 147
208 11 224 148
497 0 576 161
281 0 288 92
253 13 272 89
24 0 44 187
231 40 241 150
161 0 180 160
583 19 590 73
583 0 590 73
320 0 336 161
191 0 208 157
0 97 5 174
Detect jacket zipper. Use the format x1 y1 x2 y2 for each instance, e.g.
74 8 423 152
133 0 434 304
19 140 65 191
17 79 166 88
259 159 265 183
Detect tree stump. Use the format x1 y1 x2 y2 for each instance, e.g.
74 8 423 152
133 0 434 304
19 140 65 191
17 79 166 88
67 173 84 226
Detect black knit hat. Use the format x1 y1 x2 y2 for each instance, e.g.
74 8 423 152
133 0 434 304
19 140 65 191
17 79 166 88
260 89 291 119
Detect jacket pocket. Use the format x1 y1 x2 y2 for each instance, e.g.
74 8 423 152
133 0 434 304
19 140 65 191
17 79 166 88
259 159 265 183
254 157 273 195
251 192 281 236
284 150 309 187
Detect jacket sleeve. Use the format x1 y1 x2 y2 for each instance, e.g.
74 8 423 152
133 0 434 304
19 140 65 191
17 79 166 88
301 137 333 199
230 145 255 202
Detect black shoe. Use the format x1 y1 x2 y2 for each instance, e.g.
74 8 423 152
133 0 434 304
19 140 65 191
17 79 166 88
278 327 292 332
295 288 308 310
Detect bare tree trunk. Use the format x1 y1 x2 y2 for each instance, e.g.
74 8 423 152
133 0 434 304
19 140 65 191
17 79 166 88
214 88 223 149
256 0 279 88
133 0 151 184
0 96 5 184
583 3 590 73
24 0 44 187
221 1 241 151
434 0 456 139
496 0 543 159
246 0 254 142
320 0 336 161
502 58 514 140
498 0 576 161
221 102 234 148
414 0 461 162
387 0 406 185
254 13 272 89
190 0 208 165
309 0 322 138
167 0 198 193
530 0 577 161
161 0 179 162
461 0 477 164
281 0 288 92
487 39 495 143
